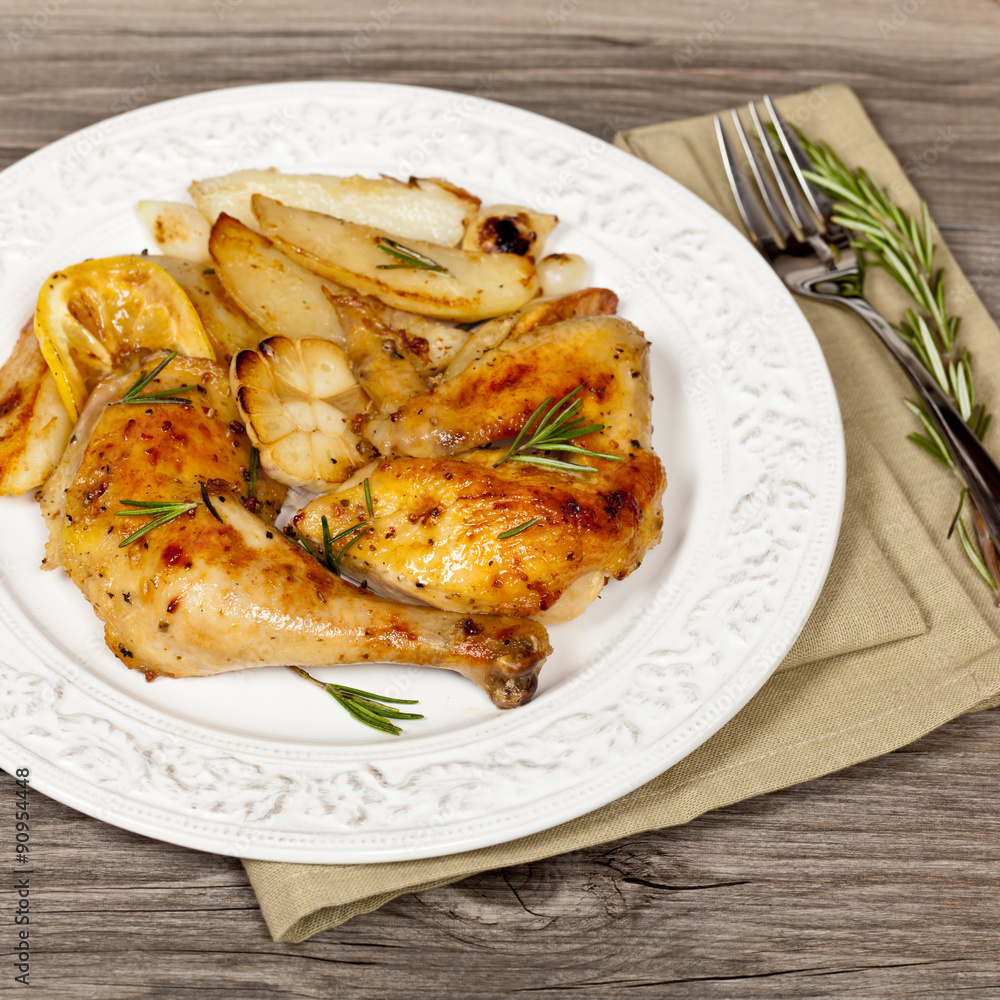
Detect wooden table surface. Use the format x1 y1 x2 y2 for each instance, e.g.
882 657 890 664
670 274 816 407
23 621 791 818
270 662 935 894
1 1 999 996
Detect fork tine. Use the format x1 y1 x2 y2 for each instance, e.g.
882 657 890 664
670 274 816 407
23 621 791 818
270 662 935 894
713 112 780 256
728 108 792 243
747 101 818 237
763 95 833 221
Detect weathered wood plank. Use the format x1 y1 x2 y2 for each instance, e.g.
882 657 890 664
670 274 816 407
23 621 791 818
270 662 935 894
5 710 1000 997
1 1 999 996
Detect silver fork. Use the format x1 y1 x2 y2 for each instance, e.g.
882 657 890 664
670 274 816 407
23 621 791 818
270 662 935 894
715 96 1000 554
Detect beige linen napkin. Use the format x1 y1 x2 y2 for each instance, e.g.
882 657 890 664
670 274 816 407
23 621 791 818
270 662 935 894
243 84 1000 942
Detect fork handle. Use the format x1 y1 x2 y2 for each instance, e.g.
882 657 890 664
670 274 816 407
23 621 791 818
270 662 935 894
814 289 1000 552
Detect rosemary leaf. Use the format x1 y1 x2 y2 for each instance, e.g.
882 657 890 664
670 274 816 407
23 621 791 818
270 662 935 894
375 237 449 275
321 515 335 570
289 667 423 736
497 516 543 540
957 517 999 592
109 351 197 407
363 477 374 520
506 454 599 473
115 499 198 548
948 487 970 539
331 526 368 569
907 433 952 470
977 411 992 443
494 386 624 472
295 531 322 562
330 684 419 705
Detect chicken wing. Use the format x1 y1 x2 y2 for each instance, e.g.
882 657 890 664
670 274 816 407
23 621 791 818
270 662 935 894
362 315 656 459
39 354 550 708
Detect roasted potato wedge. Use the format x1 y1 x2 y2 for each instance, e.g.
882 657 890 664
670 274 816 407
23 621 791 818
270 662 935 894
190 170 479 247
253 196 539 323
461 204 558 258
156 256 269 362
0 321 73 495
137 201 212 261
208 213 347 346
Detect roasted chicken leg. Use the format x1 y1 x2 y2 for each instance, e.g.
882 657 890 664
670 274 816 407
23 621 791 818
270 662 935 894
296 315 666 622
39 355 550 708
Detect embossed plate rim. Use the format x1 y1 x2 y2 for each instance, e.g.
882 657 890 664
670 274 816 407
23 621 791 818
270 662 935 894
0 82 844 862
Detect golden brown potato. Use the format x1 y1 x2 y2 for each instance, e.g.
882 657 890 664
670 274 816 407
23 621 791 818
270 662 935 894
155 256 269 363
252 195 539 322
208 214 347 345
0 321 73 496
137 201 212 261
190 169 480 246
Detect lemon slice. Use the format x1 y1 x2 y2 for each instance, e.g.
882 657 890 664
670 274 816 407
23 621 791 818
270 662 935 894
34 255 216 420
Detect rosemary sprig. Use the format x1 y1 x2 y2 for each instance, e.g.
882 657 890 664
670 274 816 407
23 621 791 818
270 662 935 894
494 386 625 473
375 237 449 275
801 135 998 595
295 519 366 572
322 516 370 572
115 498 197 547
289 667 423 735
497 516 543 539
109 351 197 406
296 479 376 574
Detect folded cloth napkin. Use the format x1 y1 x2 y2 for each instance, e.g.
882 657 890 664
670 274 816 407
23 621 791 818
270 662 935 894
243 84 1000 942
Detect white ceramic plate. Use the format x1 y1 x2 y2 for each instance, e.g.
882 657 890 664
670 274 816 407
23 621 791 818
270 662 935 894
0 82 844 862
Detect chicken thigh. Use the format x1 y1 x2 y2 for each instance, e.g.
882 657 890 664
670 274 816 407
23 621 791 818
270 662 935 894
295 315 666 621
39 354 550 708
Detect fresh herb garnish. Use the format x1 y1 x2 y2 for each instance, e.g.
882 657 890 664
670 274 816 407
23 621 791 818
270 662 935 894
296 521 367 574
497 516 543 539
323 516 370 573
247 447 259 500
289 667 423 736
296 478 376 575
363 476 374 520
115 499 198 548
200 482 222 523
494 386 625 473
375 237 449 275
109 351 196 407
801 134 998 594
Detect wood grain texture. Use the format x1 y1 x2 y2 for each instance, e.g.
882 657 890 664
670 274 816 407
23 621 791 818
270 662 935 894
1 0 999 996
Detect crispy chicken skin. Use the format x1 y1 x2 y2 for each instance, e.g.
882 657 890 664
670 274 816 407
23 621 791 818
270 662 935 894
295 449 663 622
39 355 550 708
363 315 655 459
298 315 666 621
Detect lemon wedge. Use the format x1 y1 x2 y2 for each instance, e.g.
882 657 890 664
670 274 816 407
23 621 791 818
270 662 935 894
34 255 216 420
